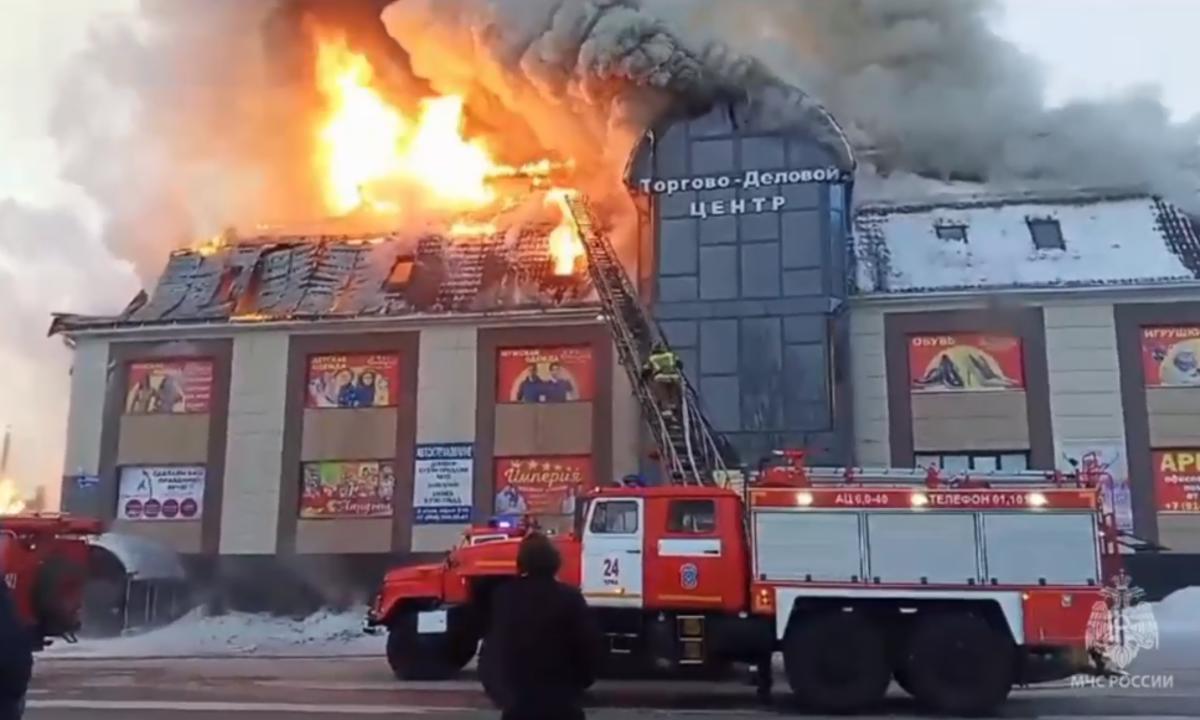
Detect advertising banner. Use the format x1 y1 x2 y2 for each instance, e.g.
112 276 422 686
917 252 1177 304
125 360 213 414
1060 442 1134 533
497 346 594 403
117 466 205 521
1153 450 1200 513
1141 326 1200 387
301 461 395 518
307 354 400 408
413 443 473 524
494 456 591 516
909 334 1025 392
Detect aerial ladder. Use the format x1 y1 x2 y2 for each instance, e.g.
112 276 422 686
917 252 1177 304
561 195 734 486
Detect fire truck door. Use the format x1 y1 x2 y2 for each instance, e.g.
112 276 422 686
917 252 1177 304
582 498 644 607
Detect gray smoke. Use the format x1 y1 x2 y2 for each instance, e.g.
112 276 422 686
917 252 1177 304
648 0 1200 208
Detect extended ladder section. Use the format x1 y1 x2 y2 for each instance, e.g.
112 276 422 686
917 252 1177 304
561 195 732 486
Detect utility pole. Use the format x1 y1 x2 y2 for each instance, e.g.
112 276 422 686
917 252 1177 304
0 425 10 476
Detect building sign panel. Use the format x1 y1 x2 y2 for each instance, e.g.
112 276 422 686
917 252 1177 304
117 465 205 521
1153 450 1200 513
1141 326 1200 387
497 346 594 403
307 353 400 408
125 360 213 414
494 456 591 517
909 334 1025 392
636 168 850 220
413 443 473 524
301 461 395 518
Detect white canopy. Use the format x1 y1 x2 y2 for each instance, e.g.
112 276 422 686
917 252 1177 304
91 532 186 581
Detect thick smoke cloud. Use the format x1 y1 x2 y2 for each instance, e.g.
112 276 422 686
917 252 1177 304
649 0 1200 207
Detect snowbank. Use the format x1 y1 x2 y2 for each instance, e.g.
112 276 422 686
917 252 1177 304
1153 586 1200 637
43 608 385 659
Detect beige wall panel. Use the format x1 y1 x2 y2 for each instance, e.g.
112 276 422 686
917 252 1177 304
912 391 1029 451
1158 514 1200 554
117 414 210 465
63 339 110 479
301 408 397 461
850 308 890 465
1147 388 1200 447
535 403 593 456
411 524 467 553
110 520 203 554
611 343 640 479
416 327 478 443
494 404 538 456
220 332 290 555
294 518 393 554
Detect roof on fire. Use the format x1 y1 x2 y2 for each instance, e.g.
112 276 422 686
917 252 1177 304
49 226 597 335
852 188 1200 294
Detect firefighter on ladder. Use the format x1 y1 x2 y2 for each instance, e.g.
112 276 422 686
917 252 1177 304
643 343 683 418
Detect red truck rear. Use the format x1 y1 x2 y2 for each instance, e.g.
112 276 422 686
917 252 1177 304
367 455 1117 715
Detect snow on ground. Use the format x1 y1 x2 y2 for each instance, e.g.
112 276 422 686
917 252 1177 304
43 608 385 659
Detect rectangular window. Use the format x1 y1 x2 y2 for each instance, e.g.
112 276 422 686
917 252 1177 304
935 224 968 243
306 354 400 409
915 452 1030 474
497 346 595 403
125 359 214 415
667 499 717 534
590 500 639 534
1028 218 1065 250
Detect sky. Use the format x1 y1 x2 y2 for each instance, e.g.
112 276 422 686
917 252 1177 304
0 0 1198 495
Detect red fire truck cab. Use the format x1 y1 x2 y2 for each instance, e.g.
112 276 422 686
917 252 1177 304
367 456 1115 715
1 514 99 648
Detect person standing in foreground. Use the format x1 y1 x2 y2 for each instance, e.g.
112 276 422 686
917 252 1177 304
482 533 602 720
0 579 32 720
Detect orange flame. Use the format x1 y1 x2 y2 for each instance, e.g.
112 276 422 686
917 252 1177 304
546 190 584 276
314 32 496 215
0 478 26 516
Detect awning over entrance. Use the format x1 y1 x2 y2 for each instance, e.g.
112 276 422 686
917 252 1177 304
91 532 186 581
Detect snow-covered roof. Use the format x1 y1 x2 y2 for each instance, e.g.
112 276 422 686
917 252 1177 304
853 189 1200 294
91 532 186 581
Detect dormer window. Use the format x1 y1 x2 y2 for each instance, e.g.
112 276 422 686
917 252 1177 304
1028 218 1065 250
935 224 968 243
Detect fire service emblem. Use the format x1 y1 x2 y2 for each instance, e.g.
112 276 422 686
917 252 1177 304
680 563 699 590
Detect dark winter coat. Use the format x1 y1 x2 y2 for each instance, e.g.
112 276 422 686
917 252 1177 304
480 576 602 720
0 581 32 717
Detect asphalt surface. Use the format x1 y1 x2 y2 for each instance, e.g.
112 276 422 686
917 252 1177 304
22 648 1200 719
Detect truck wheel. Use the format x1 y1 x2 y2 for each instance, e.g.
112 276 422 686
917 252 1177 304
386 610 477 681
902 612 1014 716
783 612 890 713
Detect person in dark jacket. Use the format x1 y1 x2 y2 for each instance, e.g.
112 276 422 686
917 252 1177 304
0 580 32 720
481 533 601 720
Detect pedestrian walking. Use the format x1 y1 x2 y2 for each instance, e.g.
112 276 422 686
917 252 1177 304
481 532 602 720
0 579 32 720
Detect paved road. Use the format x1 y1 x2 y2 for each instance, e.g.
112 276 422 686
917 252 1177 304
23 650 1200 719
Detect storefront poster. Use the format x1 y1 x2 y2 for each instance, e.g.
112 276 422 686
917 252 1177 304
307 354 400 408
909 334 1025 392
125 360 213 414
414 444 473 524
497 346 594 403
495 456 591 516
1141 326 1200 387
117 466 205 521
301 461 395 518
1153 450 1200 513
1060 442 1134 532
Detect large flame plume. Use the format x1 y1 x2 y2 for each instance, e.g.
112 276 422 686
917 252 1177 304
310 27 585 274
0 479 26 516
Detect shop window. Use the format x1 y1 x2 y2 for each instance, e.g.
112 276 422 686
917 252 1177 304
915 452 1030 474
590 500 639 534
667 499 716 534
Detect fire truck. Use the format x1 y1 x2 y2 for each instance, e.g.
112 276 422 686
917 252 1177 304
365 197 1121 714
1 514 99 648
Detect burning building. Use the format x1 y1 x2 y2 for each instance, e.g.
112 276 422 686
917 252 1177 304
48 2 858 608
